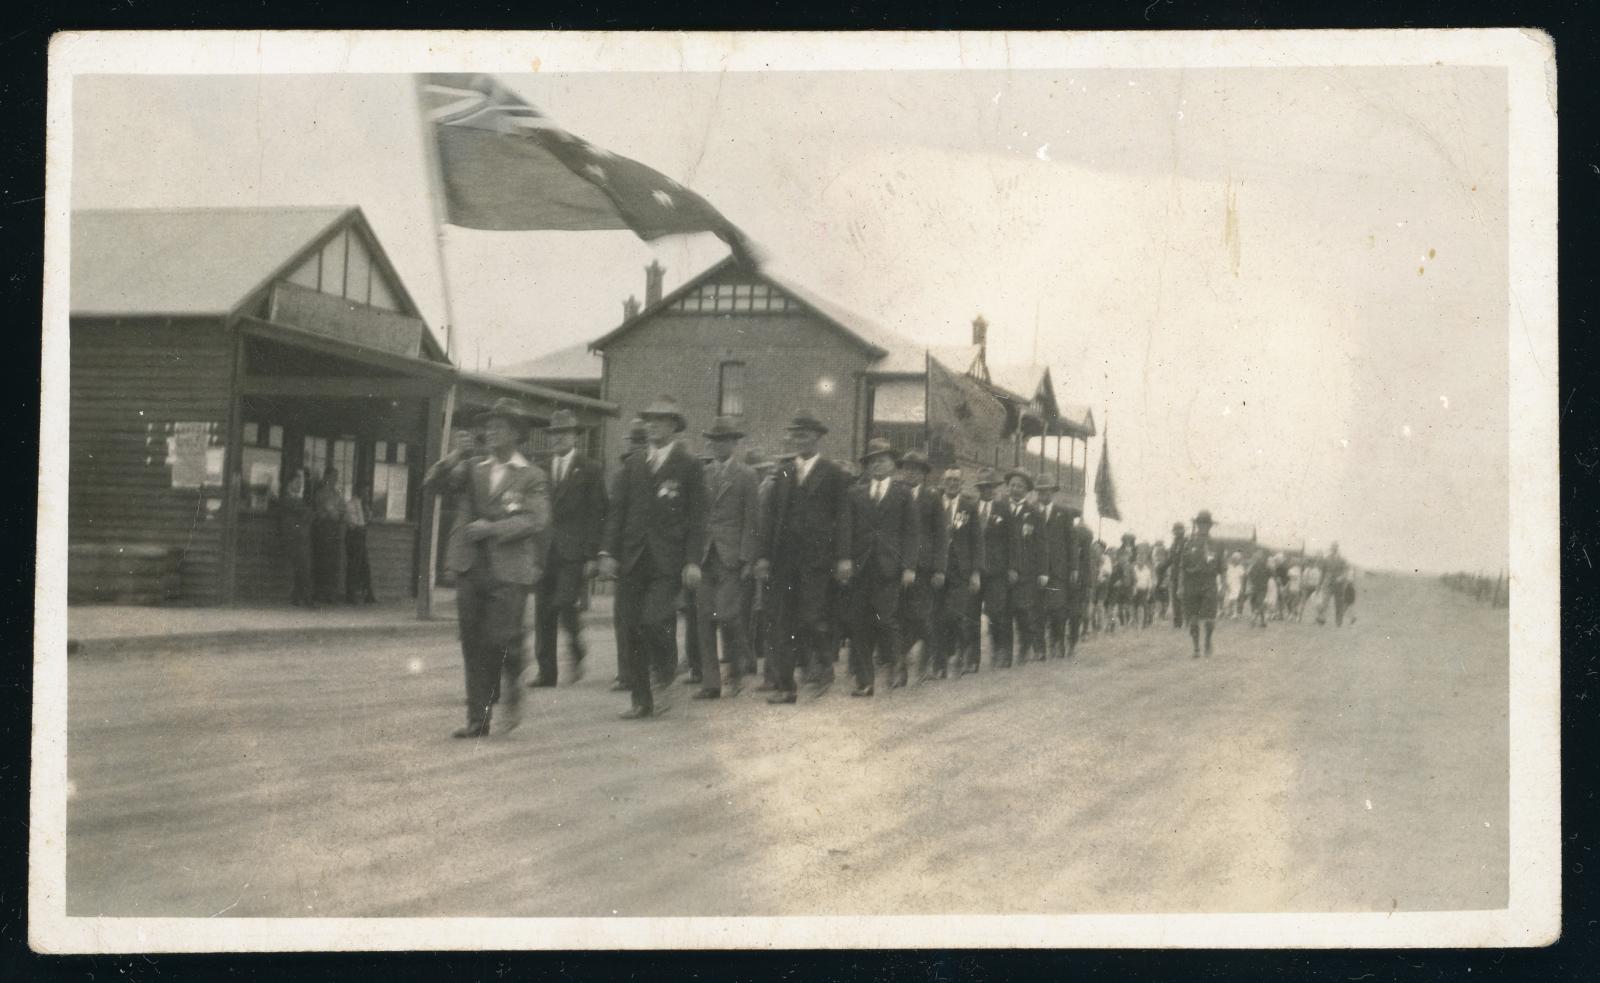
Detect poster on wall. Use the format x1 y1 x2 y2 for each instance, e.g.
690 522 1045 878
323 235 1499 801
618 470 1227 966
383 467 408 521
166 422 218 488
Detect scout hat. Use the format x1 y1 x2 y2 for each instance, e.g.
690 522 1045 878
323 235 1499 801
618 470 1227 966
639 396 687 433
1003 468 1034 489
899 450 932 472
974 467 1002 488
1034 473 1058 491
485 397 534 431
1194 509 1215 527
545 408 583 432
786 410 829 435
860 437 899 465
702 415 746 441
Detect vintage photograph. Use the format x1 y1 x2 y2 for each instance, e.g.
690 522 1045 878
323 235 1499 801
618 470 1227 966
32 31 1558 950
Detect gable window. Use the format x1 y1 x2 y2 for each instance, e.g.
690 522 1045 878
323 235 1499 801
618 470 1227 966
718 361 746 417
670 281 796 314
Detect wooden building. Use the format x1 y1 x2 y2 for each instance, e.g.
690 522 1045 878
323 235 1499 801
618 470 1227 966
69 206 614 610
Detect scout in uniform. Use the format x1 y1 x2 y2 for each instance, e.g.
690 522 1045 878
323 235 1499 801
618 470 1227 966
1179 509 1226 658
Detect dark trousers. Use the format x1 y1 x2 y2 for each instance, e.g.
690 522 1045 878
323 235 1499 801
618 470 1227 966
312 518 344 603
697 550 749 692
771 567 835 694
934 576 973 674
286 533 313 606
455 566 528 728
973 571 1013 667
534 558 586 684
614 560 679 712
1010 581 1041 660
899 574 935 671
851 568 901 690
745 576 770 677
343 527 375 602
1043 592 1068 658
1171 582 1185 627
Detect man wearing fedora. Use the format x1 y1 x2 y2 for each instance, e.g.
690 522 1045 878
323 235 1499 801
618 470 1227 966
841 438 920 694
425 398 550 738
606 417 649 692
932 467 983 677
1179 509 1226 658
895 450 947 682
693 416 762 698
1003 469 1045 661
530 409 607 688
969 467 1016 670
600 396 707 718
743 447 780 685
754 411 853 704
1036 474 1075 660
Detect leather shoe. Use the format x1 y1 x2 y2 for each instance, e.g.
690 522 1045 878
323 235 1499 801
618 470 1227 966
527 677 556 689
767 692 797 705
851 686 874 698
618 706 654 720
609 679 629 692
452 722 489 738
692 689 721 700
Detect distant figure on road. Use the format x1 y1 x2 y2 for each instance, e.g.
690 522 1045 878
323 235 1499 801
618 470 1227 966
1166 522 1187 629
1316 542 1351 627
1180 510 1225 658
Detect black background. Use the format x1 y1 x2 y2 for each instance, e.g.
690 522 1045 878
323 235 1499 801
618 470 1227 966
3 1 1595 980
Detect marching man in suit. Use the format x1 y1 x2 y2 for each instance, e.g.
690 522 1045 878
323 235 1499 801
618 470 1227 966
969 467 1016 670
1035 474 1072 660
933 466 982 678
531 409 606 688
599 397 708 719
423 398 550 739
845 439 920 694
1003 469 1045 662
896 450 948 683
694 416 762 699
754 411 853 705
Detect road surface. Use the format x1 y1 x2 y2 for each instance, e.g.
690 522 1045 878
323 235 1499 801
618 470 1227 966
65 573 1508 917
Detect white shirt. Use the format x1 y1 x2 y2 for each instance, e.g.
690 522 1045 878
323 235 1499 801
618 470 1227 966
551 447 576 484
489 450 529 493
979 500 992 522
794 452 818 486
648 441 677 472
946 495 961 524
870 477 891 502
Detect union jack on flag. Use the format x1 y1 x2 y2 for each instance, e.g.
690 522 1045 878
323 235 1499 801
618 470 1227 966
419 73 758 265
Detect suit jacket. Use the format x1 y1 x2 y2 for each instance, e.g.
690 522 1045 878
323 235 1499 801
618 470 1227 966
938 492 982 581
846 478 920 579
1041 505 1078 591
761 455 852 574
603 441 708 579
423 452 480 577
426 453 550 585
905 483 949 575
543 450 607 566
974 497 1014 578
701 455 761 568
1004 500 1044 579
1074 525 1096 596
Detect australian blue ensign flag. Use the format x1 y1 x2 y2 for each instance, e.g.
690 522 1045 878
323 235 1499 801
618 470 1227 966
419 73 758 265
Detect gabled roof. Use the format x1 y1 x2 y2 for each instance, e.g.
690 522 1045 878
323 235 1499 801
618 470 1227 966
1058 402 1097 437
871 343 984 378
589 256 893 359
496 340 603 382
986 363 1051 405
70 206 425 325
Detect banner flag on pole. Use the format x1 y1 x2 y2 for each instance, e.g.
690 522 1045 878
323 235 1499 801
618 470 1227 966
1094 426 1121 521
418 74 760 267
926 352 1008 472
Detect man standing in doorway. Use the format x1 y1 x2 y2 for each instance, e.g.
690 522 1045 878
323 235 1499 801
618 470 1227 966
427 399 550 738
599 397 707 719
531 409 606 688
1180 510 1225 659
694 417 761 699
755 411 852 705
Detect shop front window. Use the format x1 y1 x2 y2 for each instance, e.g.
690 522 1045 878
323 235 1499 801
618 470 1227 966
371 441 412 522
240 420 284 511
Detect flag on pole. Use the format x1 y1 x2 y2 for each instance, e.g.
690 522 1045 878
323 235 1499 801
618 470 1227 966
1094 428 1121 521
418 74 759 266
926 352 1008 472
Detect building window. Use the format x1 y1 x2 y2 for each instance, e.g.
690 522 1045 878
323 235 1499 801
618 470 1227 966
718 361 746 417
371 441 412 522
240 419 285 511
671 281 795 314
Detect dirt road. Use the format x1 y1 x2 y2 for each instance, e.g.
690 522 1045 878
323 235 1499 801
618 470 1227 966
65 573 1507 917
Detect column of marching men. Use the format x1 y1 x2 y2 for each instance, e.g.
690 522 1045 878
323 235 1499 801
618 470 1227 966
423 396 1351 737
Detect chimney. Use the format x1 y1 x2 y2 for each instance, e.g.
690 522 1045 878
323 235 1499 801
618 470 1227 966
645 260 665 307
972 315 988 352
623 294 641 320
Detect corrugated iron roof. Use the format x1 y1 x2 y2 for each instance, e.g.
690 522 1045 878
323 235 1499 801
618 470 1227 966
71 206 352 317
872 343 984 376
496 340 603 381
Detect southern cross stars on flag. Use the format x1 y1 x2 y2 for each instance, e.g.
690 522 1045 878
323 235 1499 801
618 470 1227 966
419 73 760 267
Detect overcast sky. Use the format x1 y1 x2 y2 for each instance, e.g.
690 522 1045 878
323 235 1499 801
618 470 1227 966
71 67 1509 574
